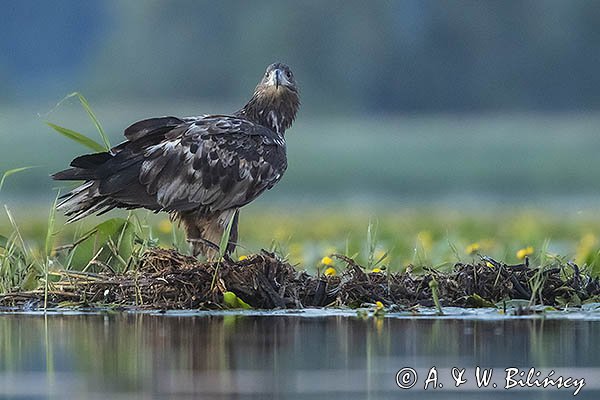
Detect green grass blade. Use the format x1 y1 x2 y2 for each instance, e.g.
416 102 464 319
429 277 444 315
74 92 110 149
210 212 238 291
44 192 60 310
46 122 106 152
45 92 111 150
45 191 59 259
4 206 27 255
219 212 236 259
372 250 389 267
366 219 378 268
0 166 36 193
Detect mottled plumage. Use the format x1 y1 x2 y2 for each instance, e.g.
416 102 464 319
53 63 300 258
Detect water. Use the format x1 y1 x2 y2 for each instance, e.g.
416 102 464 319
0 309 599 399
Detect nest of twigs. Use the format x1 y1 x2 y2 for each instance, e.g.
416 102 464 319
1 248 599 310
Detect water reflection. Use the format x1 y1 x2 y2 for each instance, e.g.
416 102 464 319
0 313 598 399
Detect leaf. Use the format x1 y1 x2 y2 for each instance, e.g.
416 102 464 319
223 291 252 309
466 293 496 308
73 92 110 149
69 218 135 271
429 277 443 315
0 166 36 193
46 122 106 152
20 268 40 291
0 234 8 248
47 92 111 150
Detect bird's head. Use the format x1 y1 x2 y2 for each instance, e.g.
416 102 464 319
239 62 300 135
259 63 298 94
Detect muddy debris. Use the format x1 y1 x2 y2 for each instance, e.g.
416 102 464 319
1 248 599 310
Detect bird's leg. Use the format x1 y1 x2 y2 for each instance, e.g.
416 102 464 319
181 210 239 261
179 212 215 260
181 219 202 257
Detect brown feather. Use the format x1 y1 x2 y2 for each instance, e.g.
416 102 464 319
52 63 299 259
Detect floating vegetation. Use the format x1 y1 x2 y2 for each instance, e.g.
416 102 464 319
3 94 600 315
1 248 599 311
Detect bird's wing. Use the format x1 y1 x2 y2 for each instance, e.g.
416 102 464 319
138 116 287 212
123 116 185 142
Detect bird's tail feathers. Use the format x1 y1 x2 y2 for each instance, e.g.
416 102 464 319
52 168 97 181
56 181 114 223
52 152 112 181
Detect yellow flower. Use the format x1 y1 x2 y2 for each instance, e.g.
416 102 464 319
375 301 384 310
157 219 172 234
466 242 480 255
516 246 534 260
371 268 382 273
321 256 334 266
238 255 248 261
324 267 336 276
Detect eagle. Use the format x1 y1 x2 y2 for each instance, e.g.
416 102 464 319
53 63 300 259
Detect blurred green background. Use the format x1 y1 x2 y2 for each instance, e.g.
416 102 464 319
2 0 600 203
2 0 600 269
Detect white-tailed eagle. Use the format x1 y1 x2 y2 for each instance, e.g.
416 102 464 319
53 63 300 258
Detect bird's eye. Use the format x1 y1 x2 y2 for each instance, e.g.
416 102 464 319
285 71 292 78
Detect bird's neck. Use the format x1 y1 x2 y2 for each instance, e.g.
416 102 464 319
236 90 299 136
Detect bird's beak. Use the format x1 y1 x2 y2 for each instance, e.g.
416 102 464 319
274 69 282 89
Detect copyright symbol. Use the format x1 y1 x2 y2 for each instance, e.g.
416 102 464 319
396 367 418 389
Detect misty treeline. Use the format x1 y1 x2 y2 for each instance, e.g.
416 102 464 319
2 0 599 113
